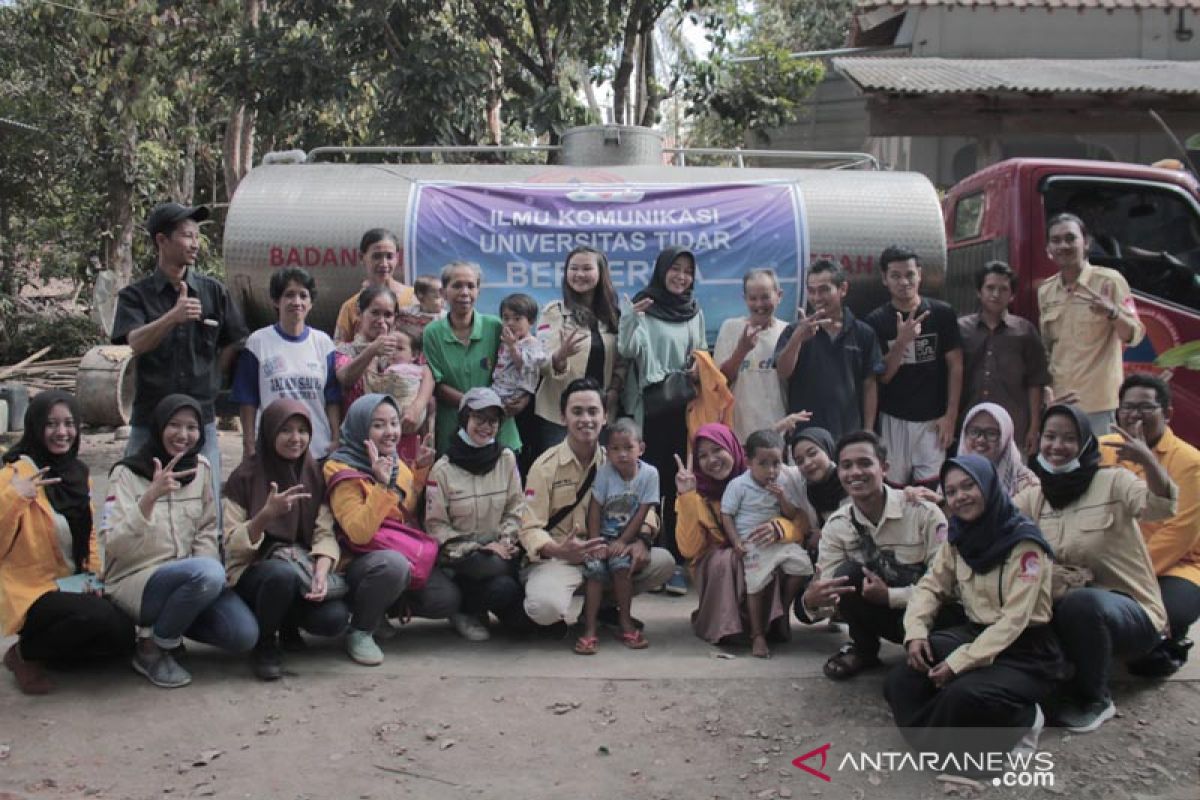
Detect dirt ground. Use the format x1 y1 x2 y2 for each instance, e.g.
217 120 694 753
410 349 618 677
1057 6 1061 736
1 430 1198 800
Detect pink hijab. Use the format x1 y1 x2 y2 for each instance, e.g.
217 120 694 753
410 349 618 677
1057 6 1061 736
693 423 746 501
957 403 1037 497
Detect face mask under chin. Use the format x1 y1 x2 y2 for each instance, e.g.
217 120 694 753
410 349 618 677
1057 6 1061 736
1037 453 1081 475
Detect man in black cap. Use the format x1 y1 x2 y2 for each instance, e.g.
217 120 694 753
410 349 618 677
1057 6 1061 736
111 202 248 504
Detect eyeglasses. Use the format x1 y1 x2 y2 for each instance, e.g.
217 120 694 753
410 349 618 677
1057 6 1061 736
965 427 1001 443
469 414 501 427
1118 403 1161 414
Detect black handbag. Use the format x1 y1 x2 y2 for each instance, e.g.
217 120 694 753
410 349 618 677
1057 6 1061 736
849 514 927 588
642 331 698 414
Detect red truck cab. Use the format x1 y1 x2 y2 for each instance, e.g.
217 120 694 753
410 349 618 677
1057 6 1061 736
944 158 1200 446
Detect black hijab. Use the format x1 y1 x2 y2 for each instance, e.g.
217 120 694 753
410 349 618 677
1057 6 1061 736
792 427 845 517
1029 404 1101 510
3 391 92 572
942 454 1054 574
114 394 205 487
445 405 505 476
633 246 699 323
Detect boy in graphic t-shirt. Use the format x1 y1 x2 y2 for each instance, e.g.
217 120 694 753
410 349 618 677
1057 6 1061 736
864 246 963 487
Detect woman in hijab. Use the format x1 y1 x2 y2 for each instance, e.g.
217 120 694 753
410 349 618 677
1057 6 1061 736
224 400 349 681
324 393 459 666
676 423 800 645
1014 404 1176 733
1 391 133 694
425 388 527 642
787 428 847 529
104 394 258 689
958 403 1039 497
885 455 1062 769
619 247 708 595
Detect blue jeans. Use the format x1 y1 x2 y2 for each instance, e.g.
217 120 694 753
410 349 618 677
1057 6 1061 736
1053 587 1162 704
126 421 223 528
139 558 258 653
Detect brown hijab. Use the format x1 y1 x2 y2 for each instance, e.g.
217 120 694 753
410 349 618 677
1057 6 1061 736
223 399 325 547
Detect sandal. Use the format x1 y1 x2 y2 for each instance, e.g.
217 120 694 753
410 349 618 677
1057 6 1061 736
618 629 649 650
574 636 599 655
823 644 881 681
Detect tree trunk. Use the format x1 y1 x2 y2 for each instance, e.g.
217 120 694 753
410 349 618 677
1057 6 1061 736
486 38 503 144
224 0 261 201
178 103 198 203
106 120 138 288
638 27 660 128
613 2 644 125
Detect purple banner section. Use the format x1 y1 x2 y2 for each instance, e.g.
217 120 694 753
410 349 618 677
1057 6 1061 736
407 182 807 340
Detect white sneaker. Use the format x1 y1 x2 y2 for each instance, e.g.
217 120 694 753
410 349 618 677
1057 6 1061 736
346 629 384 665
450 613 490 642
1011 703 1044 757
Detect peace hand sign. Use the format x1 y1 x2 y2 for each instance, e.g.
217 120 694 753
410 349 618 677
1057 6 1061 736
1071 281 1118 318
895 310 930 344
1102 422 1155 467
365 438 395 485
794 310 832 344
674 451 697 495
10 466 62 500
148 452 196 501
262 482 313 519
414 433 436 469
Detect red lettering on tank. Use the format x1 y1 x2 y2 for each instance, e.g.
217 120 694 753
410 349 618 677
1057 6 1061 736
269 247 284 267
855 255 874 274
304 247 321 265
286 247 302 266
322 247 338 266
342 248 358 265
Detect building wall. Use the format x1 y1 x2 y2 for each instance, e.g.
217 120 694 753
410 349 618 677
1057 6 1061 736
770 8 1200 186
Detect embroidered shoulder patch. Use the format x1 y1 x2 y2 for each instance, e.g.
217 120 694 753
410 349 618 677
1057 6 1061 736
1018 551 1041 581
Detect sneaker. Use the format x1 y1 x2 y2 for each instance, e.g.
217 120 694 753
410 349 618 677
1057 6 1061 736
1059 698 1117 733
1127 644 1182 678
374 620 399 641
346 629 384 666
664 566 688 596
1011 704 1045 756
450 612 490 642
131 643 192 688
251 638 284 681
4 643 53 695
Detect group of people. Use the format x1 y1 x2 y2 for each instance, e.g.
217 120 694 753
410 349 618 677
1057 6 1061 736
2 201 1198 772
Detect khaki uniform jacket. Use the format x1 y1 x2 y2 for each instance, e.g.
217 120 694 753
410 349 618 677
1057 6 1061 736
1037 263 1144 414
222 498 341 586
103 459 219 619
425 450 526 564
812 486 947 615
905 540 1053 675
533 301 625 425
1014 467 1176 633
519 441 659 561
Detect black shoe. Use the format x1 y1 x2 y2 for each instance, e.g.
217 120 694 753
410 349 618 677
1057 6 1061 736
595 606 645 631
279 627 307 652
252 639 283 681
535 621 572 640
1127 645 1182 678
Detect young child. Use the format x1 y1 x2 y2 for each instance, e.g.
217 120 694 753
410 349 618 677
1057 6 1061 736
492 293 549 406
577 418 658 654
369 328 431 465
720 428 814 658
396 274 444 333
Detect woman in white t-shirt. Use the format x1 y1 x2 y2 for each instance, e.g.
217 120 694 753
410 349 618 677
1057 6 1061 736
230 267 341 460
714 269 788 442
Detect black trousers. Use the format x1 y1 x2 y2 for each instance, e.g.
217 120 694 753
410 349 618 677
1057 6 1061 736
642 401 690 562
884 625 1060 768
449 551 529 628
832 561 967 659
18 590 134 663
1160 575 1200 641
235 560 349 642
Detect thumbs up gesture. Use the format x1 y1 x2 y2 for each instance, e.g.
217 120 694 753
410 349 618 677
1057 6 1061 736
170 281 203 324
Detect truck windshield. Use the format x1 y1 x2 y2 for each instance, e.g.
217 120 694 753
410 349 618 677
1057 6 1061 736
1043 178 1200 312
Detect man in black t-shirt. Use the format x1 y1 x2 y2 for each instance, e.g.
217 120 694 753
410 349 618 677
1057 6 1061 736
864 246 962 486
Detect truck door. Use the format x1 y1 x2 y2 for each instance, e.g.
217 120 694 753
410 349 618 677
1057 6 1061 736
1039 175 1200 445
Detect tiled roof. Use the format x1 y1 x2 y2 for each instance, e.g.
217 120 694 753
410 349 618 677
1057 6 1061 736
856 0 1200 9
833 57 1200 94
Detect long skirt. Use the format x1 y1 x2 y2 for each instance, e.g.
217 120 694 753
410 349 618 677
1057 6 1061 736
690 547 789 645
